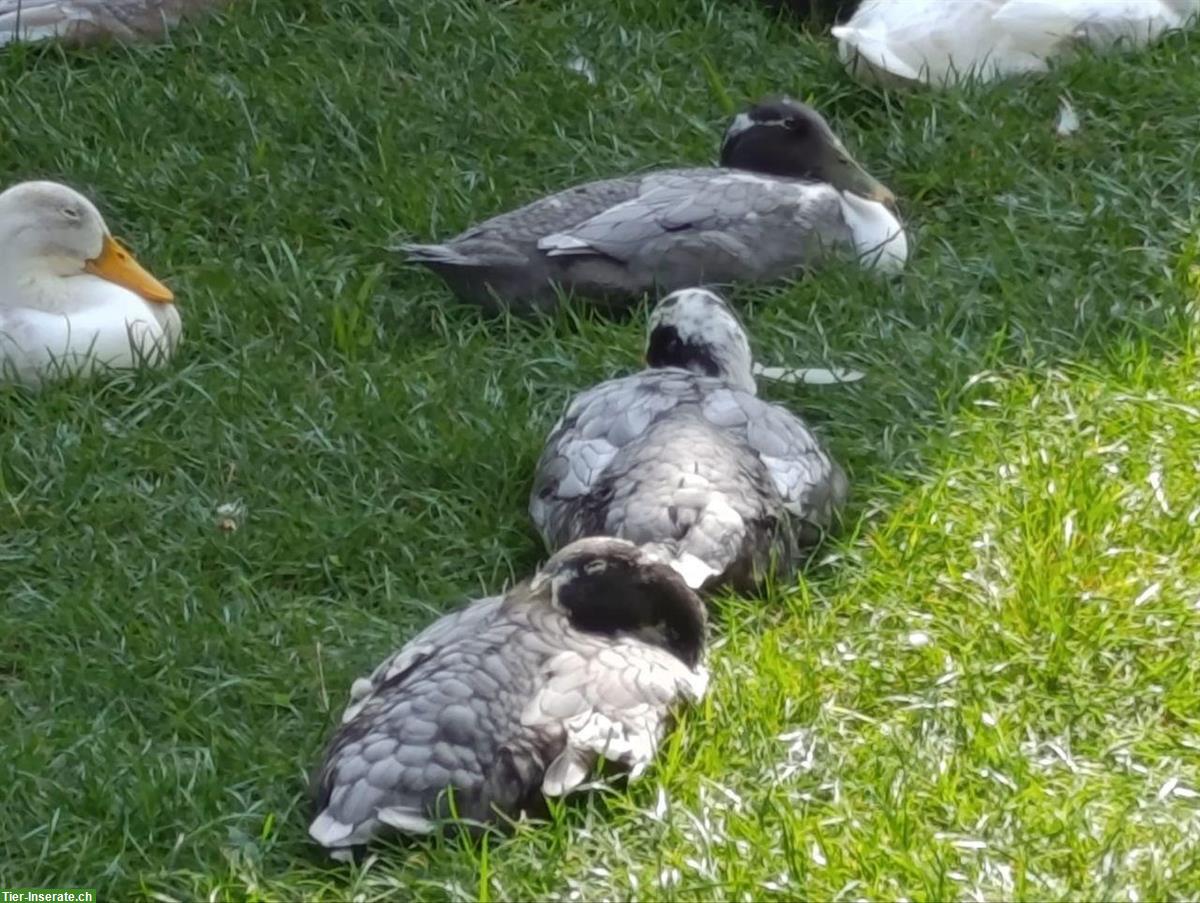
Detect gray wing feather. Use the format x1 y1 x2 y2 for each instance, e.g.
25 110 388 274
538 171 850 282
341 596 505 723
408 176 641 268
312 601 545 854
702 389 848 524
530 371 699 545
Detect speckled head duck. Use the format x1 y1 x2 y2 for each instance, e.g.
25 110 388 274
530 287 849 592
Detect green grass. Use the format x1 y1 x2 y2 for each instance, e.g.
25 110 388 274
2 0 1199 899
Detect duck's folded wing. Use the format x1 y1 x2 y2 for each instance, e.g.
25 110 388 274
398 175 640 267
537 171 837 262
340 596 504 722
522 642 708 796
530 372 697 541
540 375 693 494
701 389 848 526
311 659 513 855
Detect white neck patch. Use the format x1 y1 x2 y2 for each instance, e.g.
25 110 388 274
839 193 908 273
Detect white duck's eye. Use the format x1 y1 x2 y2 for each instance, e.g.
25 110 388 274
61 207 81 222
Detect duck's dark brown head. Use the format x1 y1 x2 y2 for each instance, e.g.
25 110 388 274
719 96 895 209
534 537 707 668
644 287 756 394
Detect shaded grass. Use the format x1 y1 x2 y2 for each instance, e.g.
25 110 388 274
1 0 1198 898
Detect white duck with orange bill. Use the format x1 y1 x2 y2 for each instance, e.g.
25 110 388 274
0 180 180 385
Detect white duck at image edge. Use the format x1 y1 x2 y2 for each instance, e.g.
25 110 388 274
833 0 1200 88
0 181 180 386
309 537 708 860
397 97 907 313
0 0 225 47
530 288 848 592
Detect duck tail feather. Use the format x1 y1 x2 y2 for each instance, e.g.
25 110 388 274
641 542 717 590
537 232 595 257
542 747 594 797
832 25 924 82
377 806 437 834
394 242 485 266
308 810 355 848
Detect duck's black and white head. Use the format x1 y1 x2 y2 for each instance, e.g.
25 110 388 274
532 537 707 669
645 288 755 394
719 97 895 208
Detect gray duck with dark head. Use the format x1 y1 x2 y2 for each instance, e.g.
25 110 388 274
396 97 906 313
309 537 708 860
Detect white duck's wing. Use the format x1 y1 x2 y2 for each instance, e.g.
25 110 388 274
835 0 1198 88
834 0 1049 87
0 309 68 384
537 170 850 284
991 0 1198 50
340 595 505 723
529 370 699 548
522 640 708 796
833 0 951 85
701 388 848 528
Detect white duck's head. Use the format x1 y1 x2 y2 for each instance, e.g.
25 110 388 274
720 97 897 211
0 180 174 309
645 288 756 394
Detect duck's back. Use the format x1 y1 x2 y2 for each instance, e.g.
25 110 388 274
310 599 557 850
584 411 799 590
532 369 846 589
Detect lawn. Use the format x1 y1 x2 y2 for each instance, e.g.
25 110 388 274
2 0 1199 899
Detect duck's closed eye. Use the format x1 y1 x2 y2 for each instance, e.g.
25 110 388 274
61 207 81 222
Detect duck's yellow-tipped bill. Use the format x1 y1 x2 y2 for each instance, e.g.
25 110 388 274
85 235 175 304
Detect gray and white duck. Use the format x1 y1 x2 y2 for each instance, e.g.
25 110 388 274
0 0 225 47
309 536 708 860
396 97 907 313
530 288 848 592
